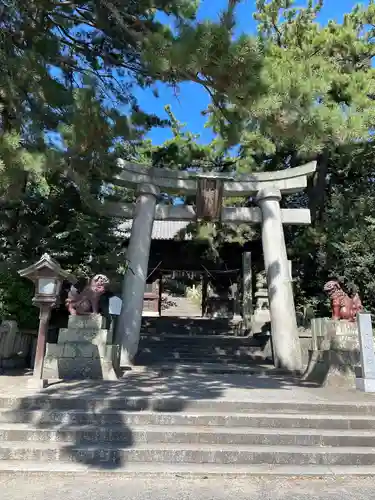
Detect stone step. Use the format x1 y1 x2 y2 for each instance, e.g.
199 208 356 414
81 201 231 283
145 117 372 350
139 338 257 344
1 460 375 476
137 353 259 360
135 352 268 361
138 337 268 357
137 349 266 356
2 393 375 414
135 355 271 373
140 320 244 337
141 334 250 341
136 355 266 365
0 424 375 447
1 441 375 465
2 410 375 429
137 350 264 357
131 362 274 374
138 341 266 347
139 336 259 344
135 360 271 370
2 394 375 414
137 346 264 353
137 346 262 352
142 332 245 338
141 318 241 326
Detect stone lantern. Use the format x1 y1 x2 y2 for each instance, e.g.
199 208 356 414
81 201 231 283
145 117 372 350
18 254 75 388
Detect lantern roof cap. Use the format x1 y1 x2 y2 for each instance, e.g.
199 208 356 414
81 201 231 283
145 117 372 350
18 253 76 283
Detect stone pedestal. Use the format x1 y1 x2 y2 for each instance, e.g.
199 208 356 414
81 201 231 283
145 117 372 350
43 314 119 380
303 318 362 388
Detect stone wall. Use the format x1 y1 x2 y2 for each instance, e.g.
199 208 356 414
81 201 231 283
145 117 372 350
0 321 34 370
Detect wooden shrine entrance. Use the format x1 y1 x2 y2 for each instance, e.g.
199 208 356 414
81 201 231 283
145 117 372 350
143 267 241 319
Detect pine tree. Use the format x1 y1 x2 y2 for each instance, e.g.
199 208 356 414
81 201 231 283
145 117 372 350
0 0 199 323
156 0 375 311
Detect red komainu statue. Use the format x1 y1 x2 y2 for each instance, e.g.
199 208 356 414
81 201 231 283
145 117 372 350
323 280 363 322
66 274 110 315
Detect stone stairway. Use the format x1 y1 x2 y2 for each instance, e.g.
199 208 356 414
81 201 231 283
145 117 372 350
135 335 272 368
141 317 244 336
137 318 272 368
1 375 375 474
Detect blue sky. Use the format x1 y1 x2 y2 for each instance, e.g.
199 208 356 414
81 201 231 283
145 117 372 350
135 0 368 145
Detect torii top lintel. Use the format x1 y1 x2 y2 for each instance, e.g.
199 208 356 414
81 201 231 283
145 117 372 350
115 160 317 197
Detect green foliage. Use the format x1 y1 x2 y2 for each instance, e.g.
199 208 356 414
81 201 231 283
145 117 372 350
161 0 375 313
0 0 198 321
138 106 257 257
138 105 235 172
290 142 375 313
0 272 38 329
0 0 198 195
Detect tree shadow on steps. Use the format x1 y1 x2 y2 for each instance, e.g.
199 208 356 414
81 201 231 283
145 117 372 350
0 370 316 470
0 381 136 469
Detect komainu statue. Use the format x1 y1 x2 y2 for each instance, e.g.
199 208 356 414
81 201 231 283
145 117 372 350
66 274 110 315
323 280 363 322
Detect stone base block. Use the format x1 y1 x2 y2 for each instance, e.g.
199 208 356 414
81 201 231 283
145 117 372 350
43 342 120 381
58 328 109 344
311 317 359 350
302 350 358 388
302 318 366 389
43 358 118 380
61 342 117 359
303 349 361 389
67 314 104 329
303 347 361 389
43 316 119 381
356 378 375 393
59 315 109 344
323 364 357 389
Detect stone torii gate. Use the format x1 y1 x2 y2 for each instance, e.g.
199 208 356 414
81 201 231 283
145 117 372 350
110 160 317 373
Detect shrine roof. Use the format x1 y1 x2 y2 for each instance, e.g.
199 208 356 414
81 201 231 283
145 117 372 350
117 220 191 240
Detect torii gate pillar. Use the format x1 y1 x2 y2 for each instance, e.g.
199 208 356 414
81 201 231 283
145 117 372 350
256 187 302 373
118 183 159 367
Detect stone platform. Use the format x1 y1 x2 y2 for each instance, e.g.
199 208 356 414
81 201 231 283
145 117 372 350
43 315 119 380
